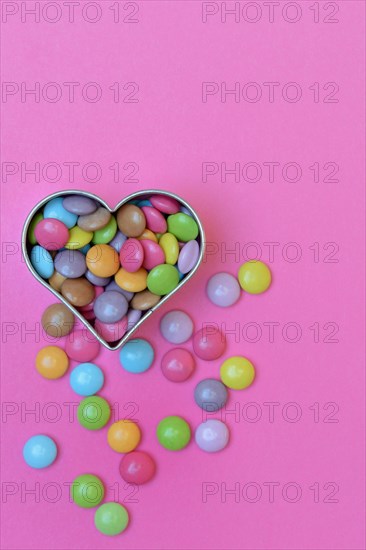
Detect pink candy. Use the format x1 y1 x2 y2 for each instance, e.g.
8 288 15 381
94 317 128 343
120 238 144 273
150 195 180 214
34 218 69 250
65 329 100 362
140 240 165 270
141 206 167 233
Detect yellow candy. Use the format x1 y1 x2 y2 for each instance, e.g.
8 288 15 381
159 232 179 265
65 226 93 249
115 267 147 292
238 261 271 294
36 346 69 379
220 356 255 390
107 420 141 453
137 229 158 243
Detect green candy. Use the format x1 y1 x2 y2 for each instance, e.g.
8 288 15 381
77 396 111 430
147 264 179 296
156 415 191 451
94 502 129 536
71 474 104 508
167 213 199 242
27 212 43 245
92 215 117 244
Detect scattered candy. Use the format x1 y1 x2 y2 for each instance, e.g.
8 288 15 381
65 329 100 362
36 345 69 379
94 502 129 536
194 379 228 411
206 272 241 307
26 193 202 344
192 326 226 361
238 260 272 294
195 420 229 453
41 303 74 337
71 474 104 508
119 451 156 485
156 415 191 451
70 362 104 396
107 420 141 453
161 348 195 382
23 435 57 468
220 356 255 390
119 339 154 374
160 310 194 344
77 396 111 430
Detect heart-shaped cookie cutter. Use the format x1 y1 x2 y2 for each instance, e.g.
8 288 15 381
22 189 206 351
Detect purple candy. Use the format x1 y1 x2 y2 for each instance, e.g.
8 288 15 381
194 379 228 412
93 290 128 323
105 281 134 301
85 270 111 287
127 308 142 330
160 310 194 344
62 195 98 215
195 420 229 453
54 249 86 278
180 206 193 217
109 231 127 252
177 240 200 274
206 272 241 307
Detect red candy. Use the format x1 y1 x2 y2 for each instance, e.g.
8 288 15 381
65 329 100 361
192 326 226 361
119 451 156 484
34 218 69 250
120 238 144 273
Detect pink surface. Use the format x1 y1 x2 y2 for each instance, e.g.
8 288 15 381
0 2 365 549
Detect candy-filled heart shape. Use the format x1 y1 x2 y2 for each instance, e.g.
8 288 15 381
22 190 205 351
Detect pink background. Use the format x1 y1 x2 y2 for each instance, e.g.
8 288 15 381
1 1 365 549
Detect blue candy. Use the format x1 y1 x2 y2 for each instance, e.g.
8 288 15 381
70 362 104 396
44 197 78 228
79 243 91 255
137 199 152 207
30 245 54 278
23 435 57 469
119 339 154 374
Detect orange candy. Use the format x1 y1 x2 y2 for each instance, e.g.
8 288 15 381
107 420 141 453
86 244 120 278
137 229 158 243
115 267 148 292
36 346 69 379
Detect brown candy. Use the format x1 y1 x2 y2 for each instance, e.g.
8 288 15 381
41 303 75 337
117 204 146 237
77 207 111 232
130 290 160 311
61 277 95 307
49 271 67 292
